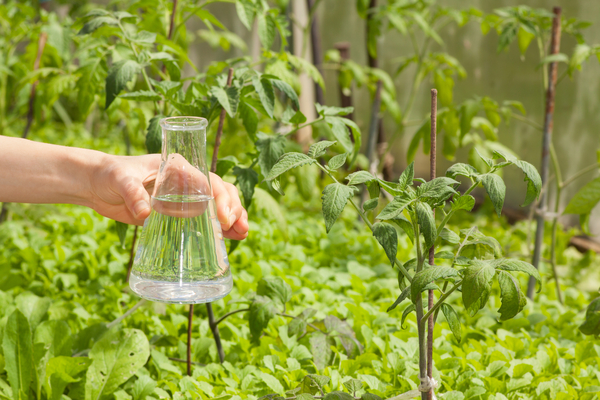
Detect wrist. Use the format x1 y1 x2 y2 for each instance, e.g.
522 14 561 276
66 147 112 209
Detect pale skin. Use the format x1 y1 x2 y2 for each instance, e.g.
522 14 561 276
0 136 249 240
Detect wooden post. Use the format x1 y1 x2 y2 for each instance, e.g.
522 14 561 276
427 89 437 400
529 7 562 299
306 0 324 106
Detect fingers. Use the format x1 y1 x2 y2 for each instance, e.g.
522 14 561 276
119 176 152 222
224 208 249 240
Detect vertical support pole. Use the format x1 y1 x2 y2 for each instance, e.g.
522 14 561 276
334 42 354 121
306 0 324 106
529 7 562 299
427 89 437 400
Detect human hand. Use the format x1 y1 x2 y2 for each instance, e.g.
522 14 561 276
89 154 248 240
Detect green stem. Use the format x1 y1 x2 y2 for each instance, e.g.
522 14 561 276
284 117 324 136
214 308 250 326
511 113 543 131
561 162 600 189
549 144 564 304
436 179 479 235
315 163 412 282
420 280 462 326
279 313 325 334
537 30 548 93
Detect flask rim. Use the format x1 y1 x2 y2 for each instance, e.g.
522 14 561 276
160 116 208 131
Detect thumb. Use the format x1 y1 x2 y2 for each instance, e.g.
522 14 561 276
120 178 152 220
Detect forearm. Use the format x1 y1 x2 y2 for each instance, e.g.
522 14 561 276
0 136 106 207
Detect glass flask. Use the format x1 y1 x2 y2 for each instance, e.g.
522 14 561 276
129 116 232 304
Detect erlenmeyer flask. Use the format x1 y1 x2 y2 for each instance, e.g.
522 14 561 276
129 116 232 304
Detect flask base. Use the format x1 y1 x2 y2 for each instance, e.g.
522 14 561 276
129 272 232 304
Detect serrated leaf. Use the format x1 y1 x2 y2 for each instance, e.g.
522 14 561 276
451 195 475 212
252 76 275 118
328 153 348 170
416 202 436 250
115 221 129 248
440 227 460 244
238 100 258 140
398 162 414 190
513 160 542 207
417 177 459 199
300 375 330 395
462 261 496 316
85 328 150 400
105 60 141 109
257 277 292 307
387 286 411 312
372 222 398 265
377 196 413 220
411 267 459 303
249 296 276 342
271 79 299 109
233 166 258 208
321 184 357 232
343 379 363 395
325 117 354 154
493 259 541 291
446 163 479 179
132 30 156 44
363 198 378 211
145 114 164 154
346 171 376 185
324 392 354 400
316 104 354 116
119 90 161 102
211 86 240 117
78 16 118 35
256 135 286 178
441 303 461 342
216 156 238 177
580 297 600 336
308 141 336 159
258 13 276 49
235 0 255 30
266 153 315 181
390 215 414 243
564 176 600 215
497 270 527 321
481 174 506 217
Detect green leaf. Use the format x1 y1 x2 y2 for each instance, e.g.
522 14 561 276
321 184 357 233
513 160 542 207
105 60 141 110
259 372 284 394
411 267 459 303
132 376 157 400
377 196 413 220
497 271 527 321
481 174 506 216
446 163 479 179
328 153 348 170
462 261 496 316
211 86 240 117
517 26 535 55
238 100 258 140
300 375 330 395
398 162 414 191
324 392 354 400
266 153 315 181
343 379 363 395
308 141 337 159
441 303 461 342
363 198 378 211
401 304 416 328
34 320 72 359
493 259 541 290
416 177 459 199
325 117 354 154
580 297 600 336
372 222 398 265
451 195 475 212
258 13 276 49
115 221 129 248
257 277 292 307
78 16 118 35
387 286 411 312
256 135 286 178
416 202 436 250
151 80 182 97
119 90 161 102
235 0 254 29
440 227 460 244
390 215 414 243
85 328 150 400
216 156 239 177
45 357 91 400
252 76 275 118
3 309 33 400
459 99 480 139
271 79 299 109
564 176 600 215
145 114 164 154
538 53 570 67
361 394 382 400
233 167 258 208
309 334 331 370
346 171 376 185
249 296 277 341
316 104 354 116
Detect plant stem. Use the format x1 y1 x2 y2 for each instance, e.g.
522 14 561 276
420 281 462 325
412 217 428 400
561 162 600 189
210 68 234 172
125 226 138 283
284 117 324 136
549 144 564 304
106 299 147 329
279 313 325 333
215 308 250 326
169 357 206 367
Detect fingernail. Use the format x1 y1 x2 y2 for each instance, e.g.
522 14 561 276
133 201 149 217
220 206 230 224
229 212 236 228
